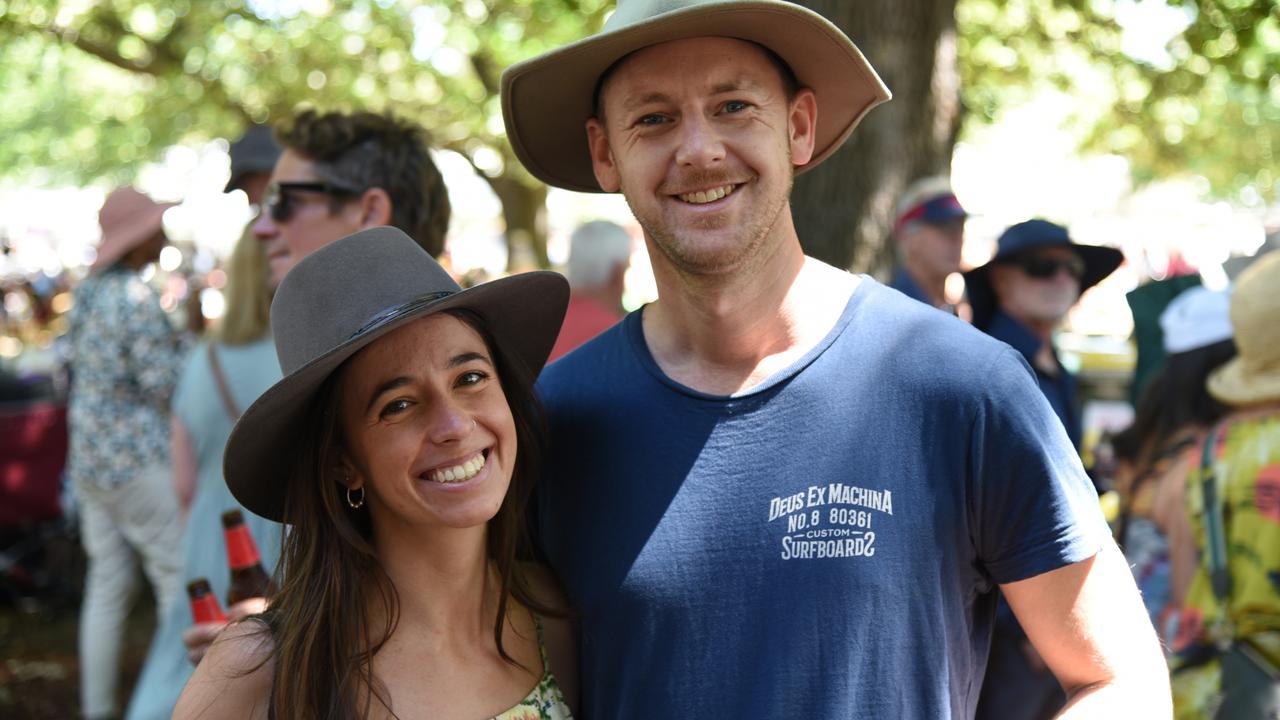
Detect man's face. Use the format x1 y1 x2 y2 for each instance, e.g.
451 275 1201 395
990 247 1083 325
252 150 365 286
901 219 964 278
586 37 816 279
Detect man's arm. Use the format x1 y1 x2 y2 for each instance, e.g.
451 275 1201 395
1000 537 1171 718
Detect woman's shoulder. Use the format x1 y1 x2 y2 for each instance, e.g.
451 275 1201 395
173 619 275 720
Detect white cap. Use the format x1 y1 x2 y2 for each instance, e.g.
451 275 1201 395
1160 286 1234 354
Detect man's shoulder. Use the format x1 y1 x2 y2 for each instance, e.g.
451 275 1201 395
852 279 1010 374
537 316 635 395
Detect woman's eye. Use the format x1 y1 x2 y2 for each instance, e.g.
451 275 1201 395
457 371 488 387
379 399 411 418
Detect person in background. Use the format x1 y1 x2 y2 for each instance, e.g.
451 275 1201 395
66 186 190 720
501 0 1169 716
888 175 968 312
1170 253 1280 718
547 220 632 363
1111 287 1236 635
180 108 454 664
966 219 1124 450
252 109 452 289
175 228 577 719
125 230 283 720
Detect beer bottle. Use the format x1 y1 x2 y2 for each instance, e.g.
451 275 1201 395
221 509 275 606
187 578 228 624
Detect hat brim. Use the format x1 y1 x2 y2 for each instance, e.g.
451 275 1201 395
224 270 568 522
964 243 1123 329
501 1 891 193
1207 357 1280 407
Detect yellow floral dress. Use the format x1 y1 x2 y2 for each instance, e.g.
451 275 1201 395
491 619 573 720
1170 410 1280 719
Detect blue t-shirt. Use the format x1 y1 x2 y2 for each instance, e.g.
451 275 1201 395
534 278 1108 719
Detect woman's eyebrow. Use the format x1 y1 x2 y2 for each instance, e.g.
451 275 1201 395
447 351 491 369
365 376 410 414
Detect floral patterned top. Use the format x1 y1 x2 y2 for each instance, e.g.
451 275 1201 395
491 619 573 720
66 265 189 489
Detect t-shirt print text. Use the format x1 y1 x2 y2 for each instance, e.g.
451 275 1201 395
767 483 894 560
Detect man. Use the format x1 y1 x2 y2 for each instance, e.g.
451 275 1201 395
963 218 1124 719
965 219 1124 450
179 109 452 665
547 219 632 362
252 109 451 285
501 0 1167 717
67 187 190 720
889 175 968 311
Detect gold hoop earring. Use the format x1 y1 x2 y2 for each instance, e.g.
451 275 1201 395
346 486 365 509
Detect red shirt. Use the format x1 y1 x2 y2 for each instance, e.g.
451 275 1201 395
548 296 622 363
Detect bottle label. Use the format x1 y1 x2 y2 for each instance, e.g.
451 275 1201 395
190 594 228 624
225 526 262 569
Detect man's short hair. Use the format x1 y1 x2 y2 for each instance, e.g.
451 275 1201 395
567 220 632 290
278 110 451 258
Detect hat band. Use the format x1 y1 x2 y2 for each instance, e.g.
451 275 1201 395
347 290 456 341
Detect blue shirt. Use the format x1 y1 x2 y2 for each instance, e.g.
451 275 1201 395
889 267 955 314
534 278 1107 719
984 311 1081 449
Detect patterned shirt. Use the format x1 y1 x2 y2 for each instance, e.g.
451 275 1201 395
66 266 189 489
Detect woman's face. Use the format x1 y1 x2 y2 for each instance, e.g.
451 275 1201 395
337 313 517 537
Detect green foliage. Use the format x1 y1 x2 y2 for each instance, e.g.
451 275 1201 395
958 0 1279 203
0 0 610 189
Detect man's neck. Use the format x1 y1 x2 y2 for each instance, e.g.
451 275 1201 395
641 233 857 396
1000 307 1062 375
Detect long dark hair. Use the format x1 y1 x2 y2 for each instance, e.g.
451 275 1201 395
260 308 560 718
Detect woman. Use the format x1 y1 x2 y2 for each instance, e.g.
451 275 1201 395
127 229 284 720
1170 253 1280 719
175 227 576 719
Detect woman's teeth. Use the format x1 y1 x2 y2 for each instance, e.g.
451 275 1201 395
427 452 485 484
679 184 734 204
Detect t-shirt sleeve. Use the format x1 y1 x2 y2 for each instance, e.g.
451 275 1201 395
970 346 1110 584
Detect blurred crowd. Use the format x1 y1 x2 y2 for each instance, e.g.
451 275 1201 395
1 104 1277 720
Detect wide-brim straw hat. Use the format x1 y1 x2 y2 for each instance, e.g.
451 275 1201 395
224 226 569 521
91 186 176 273
1208 252 1280 406
501 0 892 193
964 219 1123 330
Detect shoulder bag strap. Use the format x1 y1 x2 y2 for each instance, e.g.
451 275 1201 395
1199 423 1231 604
207 344 241 421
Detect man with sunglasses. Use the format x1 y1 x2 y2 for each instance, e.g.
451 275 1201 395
252 110 451 285
965 219 1123 720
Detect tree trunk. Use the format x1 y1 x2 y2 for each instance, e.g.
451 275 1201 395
488 176 550 271
790 0 963 276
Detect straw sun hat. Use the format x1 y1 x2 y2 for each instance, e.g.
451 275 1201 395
500 0 891 193
91 186 176 273
1207 252 1280 407
223 227 569 522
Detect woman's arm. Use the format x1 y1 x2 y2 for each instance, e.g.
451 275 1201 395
171 415 198 520
173 619 275 720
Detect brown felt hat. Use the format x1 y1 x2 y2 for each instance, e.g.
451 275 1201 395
223 226 569 521
500 0 891 193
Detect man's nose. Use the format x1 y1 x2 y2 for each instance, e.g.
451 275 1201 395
674 114 726 169
251 210 277 239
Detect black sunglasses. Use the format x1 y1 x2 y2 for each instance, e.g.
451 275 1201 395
264 181 360 223
1007 253 1086 281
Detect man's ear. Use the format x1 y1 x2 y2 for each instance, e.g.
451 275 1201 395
788 88 818 167
586 118 621 193
356 187 394 229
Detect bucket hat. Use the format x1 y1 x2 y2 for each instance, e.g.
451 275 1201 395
224 226 569 521
1207 252 1280 407
224 125 282 194
1159 286 1233 355
500 0 891 193
91 186 176 273
964 219 1123 330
